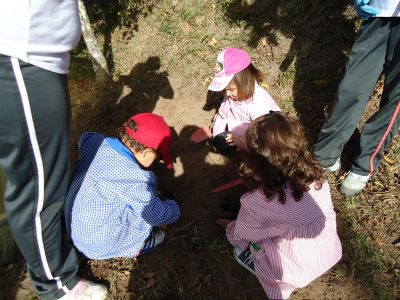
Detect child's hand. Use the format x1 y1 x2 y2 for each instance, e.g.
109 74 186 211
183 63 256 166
157 187 174 200
225 133 236 146
353 0 380 19
226 133 245 149
215 218 232 229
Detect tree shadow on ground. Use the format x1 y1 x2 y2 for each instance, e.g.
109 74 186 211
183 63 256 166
0 253 28 300
70 55 174 163
82 0 156 73
221 0 356 141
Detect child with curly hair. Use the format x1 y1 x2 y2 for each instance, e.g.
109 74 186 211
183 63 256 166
223 112 342 299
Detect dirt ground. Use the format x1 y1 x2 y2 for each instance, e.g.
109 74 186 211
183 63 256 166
1 0 399 299
2 72 372 300
66 75 371 300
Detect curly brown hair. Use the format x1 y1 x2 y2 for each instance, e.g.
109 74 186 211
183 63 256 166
239 112 324 204
232 63 264 100
118 119 147 152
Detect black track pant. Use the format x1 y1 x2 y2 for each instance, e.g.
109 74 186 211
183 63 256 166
0 55 79 299
314 17 400 176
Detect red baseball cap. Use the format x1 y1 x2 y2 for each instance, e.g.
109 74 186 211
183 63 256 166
124 113 173 169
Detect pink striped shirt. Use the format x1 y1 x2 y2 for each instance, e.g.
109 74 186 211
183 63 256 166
226 181 342 299
212 82 280 150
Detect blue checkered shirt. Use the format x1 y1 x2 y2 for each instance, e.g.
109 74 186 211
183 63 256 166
65 132 180 259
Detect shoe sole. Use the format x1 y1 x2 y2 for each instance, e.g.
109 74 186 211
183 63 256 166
340 184 363 196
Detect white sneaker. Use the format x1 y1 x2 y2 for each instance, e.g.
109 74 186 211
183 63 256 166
59 279 108 300
340 171 371 196
140 229 166 254
323 158 341 173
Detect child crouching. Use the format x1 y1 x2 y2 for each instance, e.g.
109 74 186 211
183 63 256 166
208 48 280 154
65 113 180 259
225 112 342 299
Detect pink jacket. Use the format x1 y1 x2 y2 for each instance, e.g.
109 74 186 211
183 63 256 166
212 82 280 149
226 182 342 299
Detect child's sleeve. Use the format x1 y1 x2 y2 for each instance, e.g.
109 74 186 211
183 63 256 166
212 113 227 137
78 132 95 150
212 98 230 137
142 198 180 226
249 90 281 121
136 184 180 226
226 220 250 250
226 204 286 250
77 132 105 160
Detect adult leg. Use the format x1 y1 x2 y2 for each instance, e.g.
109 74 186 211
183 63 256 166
352 18 400 175
0 56 79 299
313 18 389 167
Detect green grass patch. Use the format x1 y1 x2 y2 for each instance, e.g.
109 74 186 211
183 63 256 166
206 237 229 253
338 211 397 299
159 17 178 35
69 38 95 79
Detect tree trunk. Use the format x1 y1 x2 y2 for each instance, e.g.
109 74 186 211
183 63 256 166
78 0 111 81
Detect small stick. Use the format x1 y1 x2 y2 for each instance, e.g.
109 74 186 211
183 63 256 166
209 178 244 193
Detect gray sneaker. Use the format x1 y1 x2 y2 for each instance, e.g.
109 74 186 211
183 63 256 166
340 171 371 196
323 158 341 173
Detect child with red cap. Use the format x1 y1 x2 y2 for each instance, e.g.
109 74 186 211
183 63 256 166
208 48 280 154
64 113 180 259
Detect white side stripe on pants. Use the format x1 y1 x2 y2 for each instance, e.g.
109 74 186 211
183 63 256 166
10 57 69 293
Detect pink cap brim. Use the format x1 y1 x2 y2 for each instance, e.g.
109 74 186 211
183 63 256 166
207 74 234 91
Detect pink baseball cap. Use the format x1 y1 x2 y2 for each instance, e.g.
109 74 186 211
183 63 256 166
124 113 173 169
208 48 251 91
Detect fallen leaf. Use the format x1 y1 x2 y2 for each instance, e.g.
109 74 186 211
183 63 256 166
183 22 191 33
202 77 211 87
375 238 384 248
261 37 267 46
260 82 269 90
383 155 396 165
208 37 218 46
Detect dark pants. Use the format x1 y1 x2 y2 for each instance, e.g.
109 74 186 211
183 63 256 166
0 55 79 299
314 17 400 176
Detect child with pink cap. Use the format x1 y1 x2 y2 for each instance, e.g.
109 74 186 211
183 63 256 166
208 47 280 154
65 113 180 260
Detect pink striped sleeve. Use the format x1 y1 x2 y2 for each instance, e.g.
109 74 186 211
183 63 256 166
226 204 287 249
